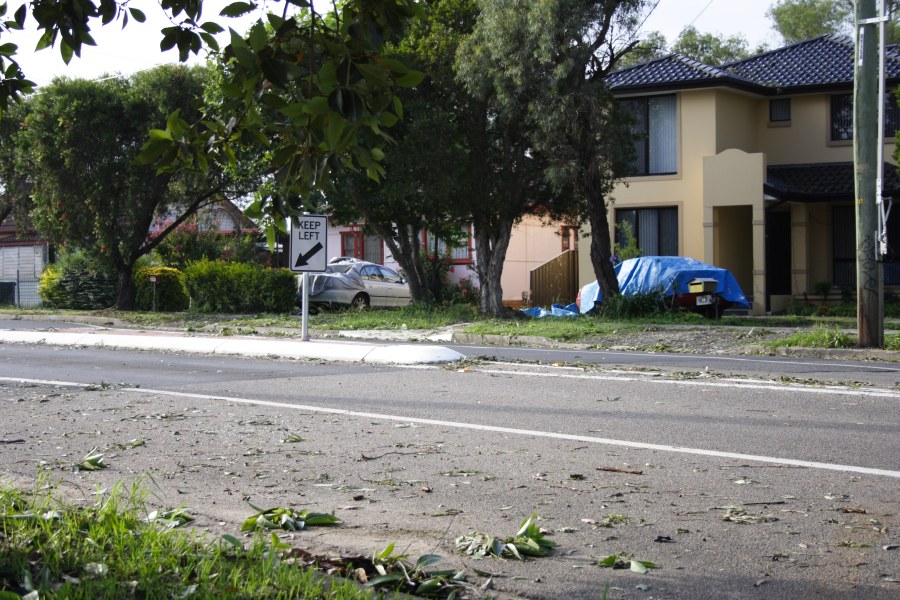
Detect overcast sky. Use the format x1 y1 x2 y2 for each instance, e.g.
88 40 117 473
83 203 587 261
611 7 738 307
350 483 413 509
10 0 779 88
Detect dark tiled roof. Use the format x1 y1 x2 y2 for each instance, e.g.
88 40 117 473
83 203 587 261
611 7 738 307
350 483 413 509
606 54 753 90
611 35 900 94
765 162 900 201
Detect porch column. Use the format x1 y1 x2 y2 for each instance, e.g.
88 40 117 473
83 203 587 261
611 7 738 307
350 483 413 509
752 206 766 316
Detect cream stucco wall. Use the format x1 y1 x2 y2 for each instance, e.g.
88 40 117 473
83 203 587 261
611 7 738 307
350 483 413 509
502 214 571 302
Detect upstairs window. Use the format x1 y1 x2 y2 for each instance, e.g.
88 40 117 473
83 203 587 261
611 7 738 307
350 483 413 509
831 93 900 141
620 94 678 176
770 98 791 123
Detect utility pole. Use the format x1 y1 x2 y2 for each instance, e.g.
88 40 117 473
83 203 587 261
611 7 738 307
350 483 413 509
855 0 885 348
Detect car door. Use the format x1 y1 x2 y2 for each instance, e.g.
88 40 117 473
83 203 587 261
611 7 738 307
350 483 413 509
359 265 390 306
378 266 410 306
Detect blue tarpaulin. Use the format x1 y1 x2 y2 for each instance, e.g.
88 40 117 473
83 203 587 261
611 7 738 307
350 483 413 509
578 256 751 314
521 303 580 318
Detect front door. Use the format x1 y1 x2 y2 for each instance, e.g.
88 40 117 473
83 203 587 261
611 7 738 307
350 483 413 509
765 211 792 310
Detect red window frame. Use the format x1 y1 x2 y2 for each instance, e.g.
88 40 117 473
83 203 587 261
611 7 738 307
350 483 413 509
422 226 473 264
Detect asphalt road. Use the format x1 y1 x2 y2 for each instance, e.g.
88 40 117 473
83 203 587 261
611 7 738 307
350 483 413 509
447 342 900 388
1 340 898 599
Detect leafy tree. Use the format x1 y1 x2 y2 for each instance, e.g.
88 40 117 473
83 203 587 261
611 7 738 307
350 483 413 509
327 0 550 315
326 0 477 305
1 1 423 244
670 25 751 66
18 65 250 310
0 100 28 228
616 31 668 68
457 0 650 305
767 0 852 42
768 0 900 45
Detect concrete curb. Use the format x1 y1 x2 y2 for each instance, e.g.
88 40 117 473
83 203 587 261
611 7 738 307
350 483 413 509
454 333 899 361
0 330 464 365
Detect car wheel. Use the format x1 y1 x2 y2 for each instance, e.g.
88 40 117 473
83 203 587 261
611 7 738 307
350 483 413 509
351 293 370 310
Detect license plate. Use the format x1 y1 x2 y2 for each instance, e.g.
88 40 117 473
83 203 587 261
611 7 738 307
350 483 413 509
696 294 714 306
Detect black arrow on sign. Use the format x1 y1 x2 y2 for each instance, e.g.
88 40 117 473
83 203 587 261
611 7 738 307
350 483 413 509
295 242 323 268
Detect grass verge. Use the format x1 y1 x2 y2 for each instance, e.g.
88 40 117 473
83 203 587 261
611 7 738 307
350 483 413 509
0 478 373 599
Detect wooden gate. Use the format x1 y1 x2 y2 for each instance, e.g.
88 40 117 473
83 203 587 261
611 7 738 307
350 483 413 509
529 250 578 307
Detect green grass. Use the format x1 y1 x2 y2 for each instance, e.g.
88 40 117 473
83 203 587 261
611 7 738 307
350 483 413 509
3 305 899 344
0 478 373 599
765 326 857 349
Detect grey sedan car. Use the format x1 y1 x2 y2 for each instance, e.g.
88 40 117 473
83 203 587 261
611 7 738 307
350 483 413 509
297 258 412 310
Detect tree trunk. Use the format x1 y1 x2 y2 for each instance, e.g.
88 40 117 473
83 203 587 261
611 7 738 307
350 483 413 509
586 176 619 304
115 262 136 311
474 217 513 317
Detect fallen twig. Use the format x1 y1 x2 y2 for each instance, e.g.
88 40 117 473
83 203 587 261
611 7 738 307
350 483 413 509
595 466 643 475
360 451 427 461
0 439 25 444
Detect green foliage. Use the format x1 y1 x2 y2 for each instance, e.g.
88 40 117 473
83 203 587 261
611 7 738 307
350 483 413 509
240 507 340 532
455 514 556 560
152 220 263 270
37 266 66 308
16 65 247 310
421 249 455 296
254 268 298 313
456 0 649 307
598 290 668 320
183 259 295 313
670 25 751 65
0 479 372 599
768 326 856 349
138 1 424 229
613 221 641 263
133 266 189 312
39 251 117 310
616 31 669 68
446 277 480 306
885 334 900 350
767 0 852 43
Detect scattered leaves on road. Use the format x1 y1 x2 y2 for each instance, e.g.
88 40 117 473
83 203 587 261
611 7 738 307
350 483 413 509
595 553 658 573
240 507 341 532
456 514 556 560
74 448 107 471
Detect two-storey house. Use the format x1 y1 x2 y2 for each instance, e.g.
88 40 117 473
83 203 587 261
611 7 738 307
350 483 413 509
578 35 900 315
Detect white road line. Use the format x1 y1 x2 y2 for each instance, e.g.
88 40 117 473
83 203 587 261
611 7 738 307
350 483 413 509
456 344 900 371
470 368 900 398
3 375 898 480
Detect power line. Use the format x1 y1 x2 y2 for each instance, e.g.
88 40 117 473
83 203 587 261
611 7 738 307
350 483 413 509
686 0 717 31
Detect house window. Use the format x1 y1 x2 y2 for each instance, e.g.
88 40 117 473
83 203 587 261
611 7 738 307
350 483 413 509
615 207 678 256
340 231 384 263
560 226 578 252
770 98 791 123
620 94 678 176
832 205 900 285
830 93 900 141
424 227 473 263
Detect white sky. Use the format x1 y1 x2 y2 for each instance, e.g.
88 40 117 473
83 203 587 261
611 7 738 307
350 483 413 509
8 0 780 88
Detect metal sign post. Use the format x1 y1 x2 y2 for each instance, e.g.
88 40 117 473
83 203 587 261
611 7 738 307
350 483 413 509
290 214 328 342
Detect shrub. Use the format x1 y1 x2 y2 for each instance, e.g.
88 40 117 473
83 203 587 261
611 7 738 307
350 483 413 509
613 221 641 263
39 251 117 310
256 268 298 313
598 290 668 320
446 277 480 306
133 266 189 312
152 220 266 270
184 259 295 313
38 266 66 308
